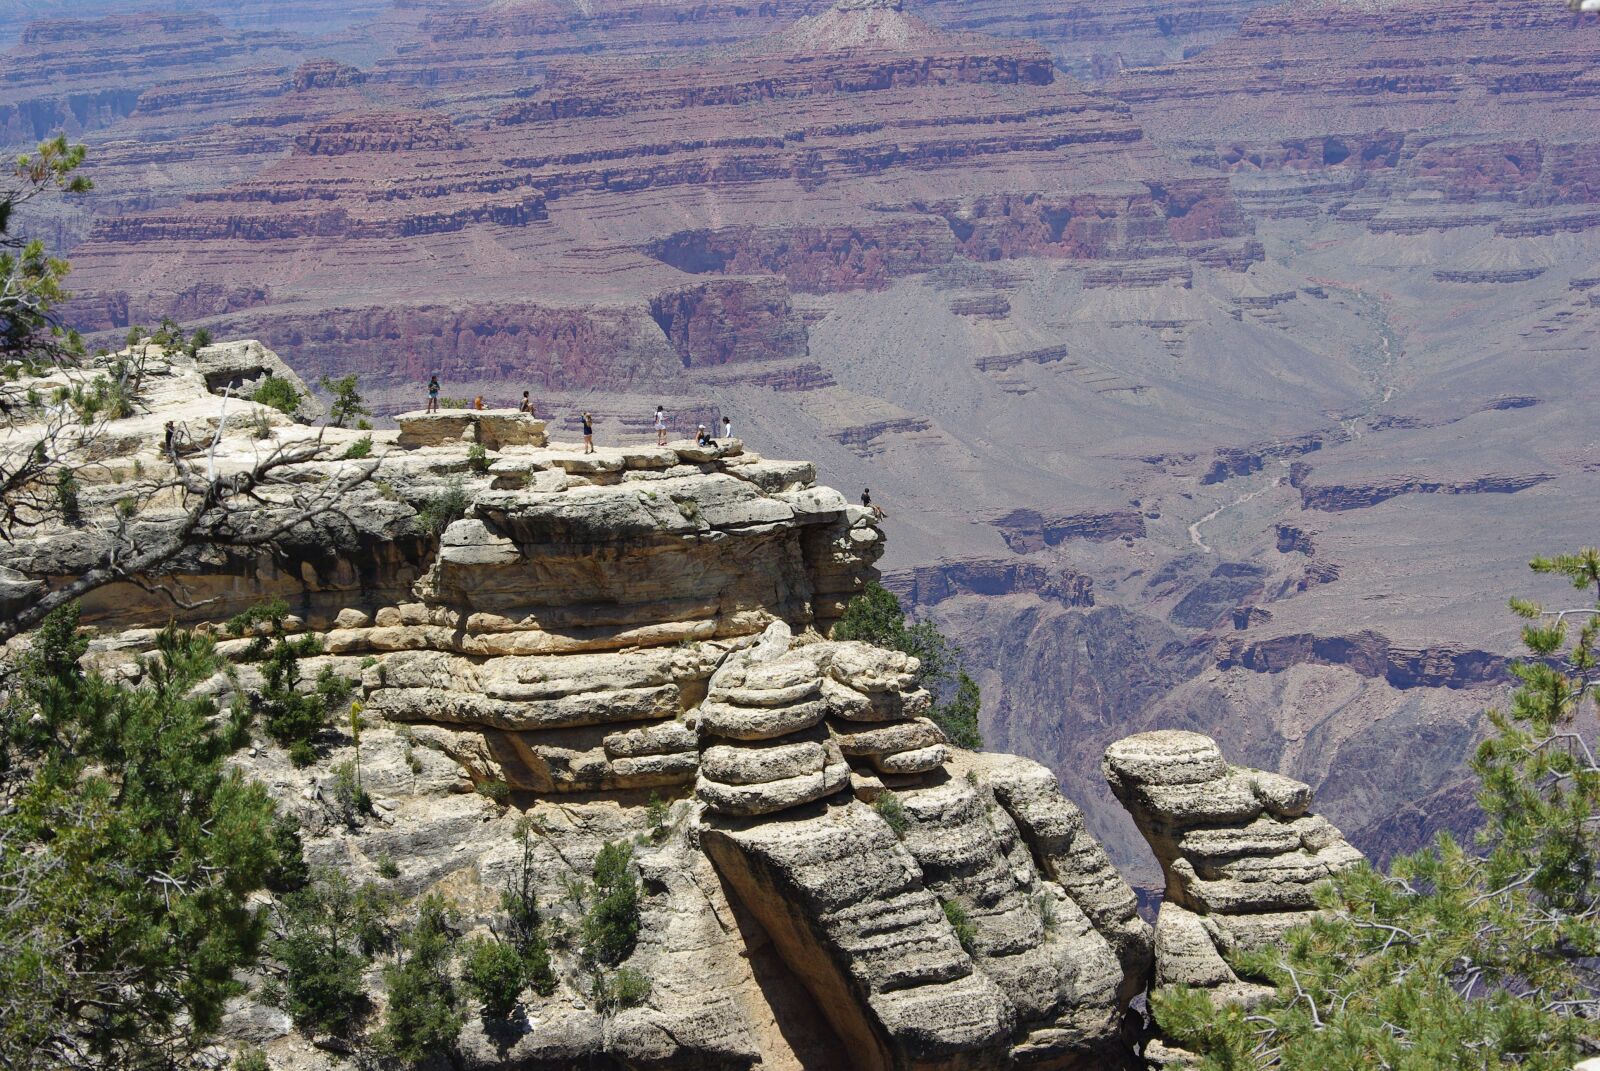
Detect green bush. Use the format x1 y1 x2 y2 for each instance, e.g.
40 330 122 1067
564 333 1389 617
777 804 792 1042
270 868 389 1037
329 759 371 827
942 899 978 954
341 435 373 460
467 443 490 474
418 477 469 537
319 373 369 429
55 468 81 525
872 791 909 836
376 854 401 880
0 607 299 1068
502 818 557 997
596 966 652 1012
478 779 511 805
232 1050 268 1071
251 375 301 416
581 841 641 970
835 583 984 749
228 602 332 766
375 895 463 1065
462 936 525 1018
645 793 671 842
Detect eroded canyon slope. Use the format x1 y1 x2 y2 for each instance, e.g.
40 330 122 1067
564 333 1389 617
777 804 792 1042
7 0 1600 886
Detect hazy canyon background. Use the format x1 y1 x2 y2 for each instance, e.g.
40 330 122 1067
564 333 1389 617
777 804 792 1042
6 0 1599 888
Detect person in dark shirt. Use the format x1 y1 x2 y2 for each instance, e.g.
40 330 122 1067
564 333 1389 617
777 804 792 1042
426 375 440 414
520 391 533 414
862 488 885 520
582 411 595 454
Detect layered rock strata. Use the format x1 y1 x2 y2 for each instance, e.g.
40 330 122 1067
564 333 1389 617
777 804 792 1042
1104 730 1363 1014
701 745 1153 1070
0 339 1170 1069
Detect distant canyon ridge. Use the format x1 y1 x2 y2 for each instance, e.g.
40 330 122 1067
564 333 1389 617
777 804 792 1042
5 0 1599 883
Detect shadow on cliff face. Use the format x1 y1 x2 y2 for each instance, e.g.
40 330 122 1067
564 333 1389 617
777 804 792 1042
931 599 1210 886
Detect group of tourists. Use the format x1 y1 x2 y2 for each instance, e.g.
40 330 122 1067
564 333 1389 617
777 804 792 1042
657 406 732 449
424 377 731 456
421 376 888 519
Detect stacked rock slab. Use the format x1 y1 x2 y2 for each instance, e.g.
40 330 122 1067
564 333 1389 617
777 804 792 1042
395 409 548 449
695 623 951 816
1103 731 1363 1013
355 436 886 797
697 629 1148 1070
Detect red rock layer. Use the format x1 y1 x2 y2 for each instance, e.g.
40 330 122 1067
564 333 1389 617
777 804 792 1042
1111 0 1600 137
62 2 1245 392
0 12 309 143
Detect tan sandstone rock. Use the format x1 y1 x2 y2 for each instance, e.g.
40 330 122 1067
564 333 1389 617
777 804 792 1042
1105 730 1363 1028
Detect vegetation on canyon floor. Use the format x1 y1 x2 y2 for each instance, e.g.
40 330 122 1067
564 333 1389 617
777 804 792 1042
1156 549 1600 1068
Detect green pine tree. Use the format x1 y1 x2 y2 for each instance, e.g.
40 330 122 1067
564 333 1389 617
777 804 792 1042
0 606 300 1070
375 895 464 1065
1152 548 1600 1068
319 373 370 429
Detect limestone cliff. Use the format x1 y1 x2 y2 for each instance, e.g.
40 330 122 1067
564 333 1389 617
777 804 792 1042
0 341 1365 1069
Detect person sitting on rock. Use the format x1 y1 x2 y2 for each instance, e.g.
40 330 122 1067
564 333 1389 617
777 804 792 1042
697 423 718 448
862 488 886 520
473 395 486 411
426 375 440 414
655 405 668 446
582 410 595 454
520 391 533 414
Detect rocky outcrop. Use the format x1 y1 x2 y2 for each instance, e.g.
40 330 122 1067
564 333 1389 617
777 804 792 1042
993 508 1147 553
702 743 1151 1070
1294 471 1554 512
193 338 324 423
0 339 1176 1069
1215 631 1507 690
1105 731 1362 1017
886 559 1096 611
395 410 548 449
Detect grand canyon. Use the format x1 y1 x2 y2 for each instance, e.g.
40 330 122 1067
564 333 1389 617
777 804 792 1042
5 0 1599 895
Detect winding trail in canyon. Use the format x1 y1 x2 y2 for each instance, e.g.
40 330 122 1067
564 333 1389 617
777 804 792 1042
1188 476 1285 553
1189 282 1407 553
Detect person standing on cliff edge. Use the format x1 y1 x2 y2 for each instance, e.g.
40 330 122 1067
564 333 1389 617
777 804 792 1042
582 410 595 454
655 406 668 446
426 375 440 414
